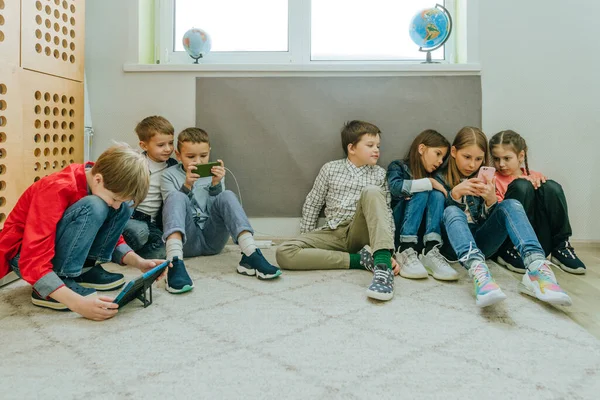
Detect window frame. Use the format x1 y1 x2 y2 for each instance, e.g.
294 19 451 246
156 0 457 65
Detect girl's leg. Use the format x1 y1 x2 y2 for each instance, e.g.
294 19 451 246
395 192 429 279
391 199 406 250
442 206 506 307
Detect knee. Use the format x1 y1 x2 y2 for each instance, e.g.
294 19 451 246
499 199 525 213
507 179 535 198
411 191 429 201
78 195 110 222
275 241 301 268
443 206 466 223
360 185 384 200
122 221 150 249
216 190 239 204
542 179 563 196
429 190 445 203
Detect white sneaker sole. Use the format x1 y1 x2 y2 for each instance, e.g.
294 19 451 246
550 256 586 275
424 267 459 281
475 289 507 308
496 256 526 274
79 277 126 291
366 288 393 301
519 279 572 306
237 265 282 280
165 276 194 294
399 268 428 280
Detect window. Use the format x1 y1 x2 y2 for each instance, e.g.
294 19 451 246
157 0 454 65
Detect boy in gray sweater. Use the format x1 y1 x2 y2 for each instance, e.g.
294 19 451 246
160 128 281 293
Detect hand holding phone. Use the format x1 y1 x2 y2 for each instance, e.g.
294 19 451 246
477 166 496 183
193 161 222 178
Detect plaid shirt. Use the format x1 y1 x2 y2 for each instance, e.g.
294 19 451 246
300 158 393 233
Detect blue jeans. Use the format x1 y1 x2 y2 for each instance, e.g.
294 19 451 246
123 219 166 259
442 199 546 270
392 190 444 249
10 195 133 297
162 190 253 257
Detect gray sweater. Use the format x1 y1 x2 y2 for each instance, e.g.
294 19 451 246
160 163 224 228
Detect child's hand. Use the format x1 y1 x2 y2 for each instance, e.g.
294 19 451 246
429 178 448 197
72 295 119 321
452 178 486 199
211 159 225 186
479 176 497 206
392 257 400 276
184 163 201 189
520 175 546 189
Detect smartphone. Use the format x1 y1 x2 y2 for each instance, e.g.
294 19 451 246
193 161 221 178
477 166 496 182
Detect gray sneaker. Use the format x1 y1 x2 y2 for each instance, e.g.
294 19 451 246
358 247 374 272
420 246 459 281
396 247 428 279
366 264 394 301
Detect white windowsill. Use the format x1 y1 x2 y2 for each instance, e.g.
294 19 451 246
123 62 481 76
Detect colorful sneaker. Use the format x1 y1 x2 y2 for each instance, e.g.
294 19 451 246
366 264 394 301
551 241 586 275
396 247 428 279
468 263 507 308
420 246 459 281
237 249 282 280
495 244 526 274
519 260 572 306
31 278 96 311
358 247 375 272
74 264 125 291
166 256 194 294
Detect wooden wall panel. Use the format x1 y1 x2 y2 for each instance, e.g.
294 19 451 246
21 69 83 185
21 0 85 81
0 64 23 229
0 0 20 66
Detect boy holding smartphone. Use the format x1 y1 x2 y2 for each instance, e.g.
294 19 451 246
159 127 281 294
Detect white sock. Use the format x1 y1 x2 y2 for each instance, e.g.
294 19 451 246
166 238 184 261
238 232 257 257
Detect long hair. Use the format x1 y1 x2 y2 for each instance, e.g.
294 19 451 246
405 129 450 179
489 129 529 175
444 126 489 188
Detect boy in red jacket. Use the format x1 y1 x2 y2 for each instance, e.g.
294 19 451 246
0 144 163 321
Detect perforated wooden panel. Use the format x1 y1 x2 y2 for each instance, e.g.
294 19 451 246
0 64 23 229
0 0 20 66
21 69 83 185
21 0 85 81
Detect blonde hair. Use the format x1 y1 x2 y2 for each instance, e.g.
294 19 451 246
135 116 174 142
444 126 489 188
91 143 149 206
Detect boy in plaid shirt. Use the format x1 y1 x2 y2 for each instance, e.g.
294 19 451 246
276 121 398 301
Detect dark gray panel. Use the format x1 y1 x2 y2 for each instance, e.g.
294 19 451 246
195 76 481 217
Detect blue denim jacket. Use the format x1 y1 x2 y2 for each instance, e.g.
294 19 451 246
387 159 415 208
434 170 497 226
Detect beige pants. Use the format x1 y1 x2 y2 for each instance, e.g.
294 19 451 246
276 186 394 270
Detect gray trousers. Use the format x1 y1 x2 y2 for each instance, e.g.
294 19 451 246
276 186 394 270
162 190 253 257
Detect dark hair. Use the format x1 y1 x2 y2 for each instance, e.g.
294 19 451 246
405 129 450 179
135 116 174 142
445 126 489 188
489 129 529 175
340 120 381 156
177 127 210 152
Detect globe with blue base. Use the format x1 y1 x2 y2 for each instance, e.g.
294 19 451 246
182 28 212 63
409 5 451 50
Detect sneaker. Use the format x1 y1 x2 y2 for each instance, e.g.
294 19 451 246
420 246 459 281
551 241 586 274
495 245 526 274
366 264 394 301
73 264 125 291
237 249 282 280
358 247 374 272
519 260 572 306
166 256 194 294
396 247 428 279
468 263 507 308
31 278 96 311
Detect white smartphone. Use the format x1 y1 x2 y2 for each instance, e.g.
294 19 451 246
477 166 496 182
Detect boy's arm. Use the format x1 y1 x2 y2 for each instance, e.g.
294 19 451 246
300 165 329 233
160 167 189 200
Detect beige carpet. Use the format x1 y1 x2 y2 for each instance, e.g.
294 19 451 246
1 245 599 399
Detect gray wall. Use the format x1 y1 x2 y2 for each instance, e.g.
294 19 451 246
196 76 482 217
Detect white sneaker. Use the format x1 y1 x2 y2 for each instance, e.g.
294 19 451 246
396 247 428 279
519 260 572 306
420 246 459 281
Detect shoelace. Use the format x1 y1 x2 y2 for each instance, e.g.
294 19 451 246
458 242 483 264
536 262 557 282
471 264 490 285
373 268 391 285
406 248 420 264
559 241 577 259
427 247 448 267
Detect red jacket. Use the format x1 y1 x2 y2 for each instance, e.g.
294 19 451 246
0 163 129 288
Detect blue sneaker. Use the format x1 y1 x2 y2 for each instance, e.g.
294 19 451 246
551 241 586 275
237 249 282 280
495 244 526 274
32 278 96 311
166 257 194 294
74 264 125 291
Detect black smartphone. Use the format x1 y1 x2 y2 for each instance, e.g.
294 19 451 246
193 161 221 177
